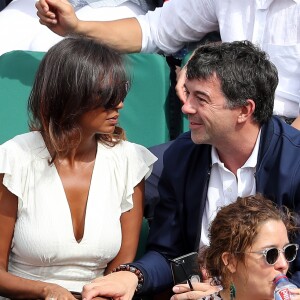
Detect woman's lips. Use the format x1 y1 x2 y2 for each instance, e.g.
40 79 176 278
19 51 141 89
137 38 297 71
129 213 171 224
107 115 119 125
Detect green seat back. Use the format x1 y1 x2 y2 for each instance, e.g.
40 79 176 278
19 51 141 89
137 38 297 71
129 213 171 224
121 53 171 147
0 50 171 147
0 51 44 144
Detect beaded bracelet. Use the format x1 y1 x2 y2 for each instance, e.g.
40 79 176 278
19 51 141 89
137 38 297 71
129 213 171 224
112 264 144 292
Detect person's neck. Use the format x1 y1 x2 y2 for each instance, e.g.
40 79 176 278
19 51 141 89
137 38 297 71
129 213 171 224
50 136 97 168
66 137 97 165
219 289 230 300
215 124 260 176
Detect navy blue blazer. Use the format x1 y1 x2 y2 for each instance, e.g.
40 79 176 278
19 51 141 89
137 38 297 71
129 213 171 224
133 116 300 294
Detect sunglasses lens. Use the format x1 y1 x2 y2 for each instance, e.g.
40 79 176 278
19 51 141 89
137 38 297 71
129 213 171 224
285 244 297 262
265 245 298 265
266 248 279 265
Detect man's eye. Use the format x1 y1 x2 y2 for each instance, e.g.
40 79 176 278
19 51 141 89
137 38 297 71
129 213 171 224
197 97 207 103
183 89 190 95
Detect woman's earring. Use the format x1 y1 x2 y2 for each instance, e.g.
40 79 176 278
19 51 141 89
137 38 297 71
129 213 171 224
230 282 236 300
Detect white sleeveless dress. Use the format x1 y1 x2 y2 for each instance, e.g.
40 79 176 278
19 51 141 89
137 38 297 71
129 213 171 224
0 131 156 293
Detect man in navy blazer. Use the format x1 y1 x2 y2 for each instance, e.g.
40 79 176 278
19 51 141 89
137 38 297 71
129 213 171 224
82 41 300 299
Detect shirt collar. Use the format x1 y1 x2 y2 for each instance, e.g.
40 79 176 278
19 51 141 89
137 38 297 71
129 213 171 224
211 129 262 169
256 0 273 9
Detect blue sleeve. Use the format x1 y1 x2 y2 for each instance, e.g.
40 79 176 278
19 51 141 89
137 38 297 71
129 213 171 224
131 135 193 294
132 250 173 294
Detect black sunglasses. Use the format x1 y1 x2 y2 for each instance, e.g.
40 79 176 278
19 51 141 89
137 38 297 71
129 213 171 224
248 243 299 265
96 80 129 110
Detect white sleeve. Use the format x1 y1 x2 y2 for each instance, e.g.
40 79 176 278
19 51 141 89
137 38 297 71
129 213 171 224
136 0 219 54
0 140 28 202
121 142 157 212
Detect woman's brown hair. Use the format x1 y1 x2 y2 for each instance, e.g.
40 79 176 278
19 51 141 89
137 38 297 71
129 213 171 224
202 194 299 289
28 37 129 163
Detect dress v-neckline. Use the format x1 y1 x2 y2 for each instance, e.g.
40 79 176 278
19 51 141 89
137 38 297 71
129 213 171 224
42 138 99 244
58 155 97 244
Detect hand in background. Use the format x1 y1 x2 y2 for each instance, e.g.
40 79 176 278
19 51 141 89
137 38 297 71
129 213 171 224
36 0 79 36
175 65 187 104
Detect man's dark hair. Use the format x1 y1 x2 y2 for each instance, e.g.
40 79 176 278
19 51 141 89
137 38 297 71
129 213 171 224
187 40 278 124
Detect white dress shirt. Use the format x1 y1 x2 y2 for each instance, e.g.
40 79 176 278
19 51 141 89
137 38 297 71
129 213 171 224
137 0 300 118
200 130 261 249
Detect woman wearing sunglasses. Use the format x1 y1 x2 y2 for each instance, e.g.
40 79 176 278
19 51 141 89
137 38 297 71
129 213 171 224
172 194 300 300
0 37 157 299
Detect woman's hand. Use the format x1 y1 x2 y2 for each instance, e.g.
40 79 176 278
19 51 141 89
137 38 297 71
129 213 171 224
289 288 300 299
43 283 77 300
171 282 222 300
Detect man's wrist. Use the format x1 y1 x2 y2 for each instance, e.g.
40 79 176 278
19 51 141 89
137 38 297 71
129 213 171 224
112 264 144 292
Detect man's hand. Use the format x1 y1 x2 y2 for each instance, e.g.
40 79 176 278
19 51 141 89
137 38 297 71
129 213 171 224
175 65 187 104
82 271 138 300
36 0 79 36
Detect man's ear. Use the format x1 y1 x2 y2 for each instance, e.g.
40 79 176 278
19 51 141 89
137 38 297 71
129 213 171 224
222 252 237 273
237 99 256 123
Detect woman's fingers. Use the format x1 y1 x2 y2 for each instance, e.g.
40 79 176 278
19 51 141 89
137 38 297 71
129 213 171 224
171 283 222 300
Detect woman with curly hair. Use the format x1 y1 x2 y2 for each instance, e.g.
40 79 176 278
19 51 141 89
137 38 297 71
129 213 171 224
172 194 300 300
